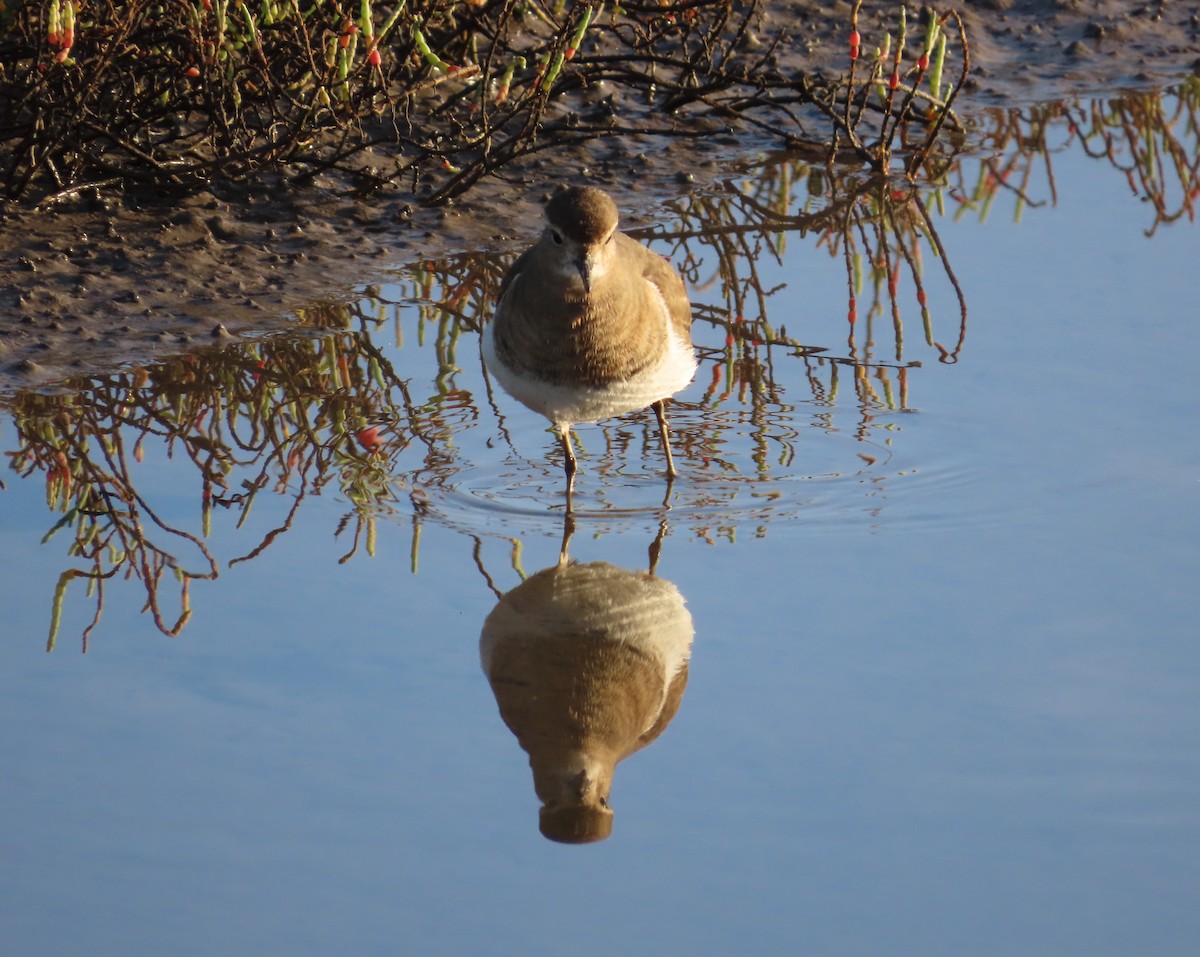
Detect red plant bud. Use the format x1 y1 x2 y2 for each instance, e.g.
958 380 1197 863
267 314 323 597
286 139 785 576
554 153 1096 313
356 427 383 452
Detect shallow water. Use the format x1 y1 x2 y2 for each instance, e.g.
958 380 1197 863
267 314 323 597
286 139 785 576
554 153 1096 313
2 91 1199 955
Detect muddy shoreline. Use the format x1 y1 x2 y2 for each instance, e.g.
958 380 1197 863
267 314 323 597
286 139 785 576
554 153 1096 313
2 0 1198 393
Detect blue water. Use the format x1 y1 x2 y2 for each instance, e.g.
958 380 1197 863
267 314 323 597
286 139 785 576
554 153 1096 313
1 97 1198 956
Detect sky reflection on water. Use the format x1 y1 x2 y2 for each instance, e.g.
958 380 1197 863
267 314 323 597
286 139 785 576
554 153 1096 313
1 90 1198 956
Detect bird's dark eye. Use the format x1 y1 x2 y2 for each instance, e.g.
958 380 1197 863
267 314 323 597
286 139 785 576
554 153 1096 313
551 229 564 245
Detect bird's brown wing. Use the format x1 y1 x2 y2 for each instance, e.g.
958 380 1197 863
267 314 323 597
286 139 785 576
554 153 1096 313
627 663 690 758
639 245 693 344
496 244 537 306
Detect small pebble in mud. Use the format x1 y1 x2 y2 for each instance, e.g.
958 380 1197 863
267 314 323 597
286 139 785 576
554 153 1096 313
206 215 241 241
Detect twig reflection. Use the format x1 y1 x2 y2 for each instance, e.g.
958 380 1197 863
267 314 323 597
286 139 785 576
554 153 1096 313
4 83 1194 648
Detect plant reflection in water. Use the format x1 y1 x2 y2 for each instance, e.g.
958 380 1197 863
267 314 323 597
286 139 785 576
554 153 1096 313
2 84 1195 650
4 306 436 649
958 82 1199 236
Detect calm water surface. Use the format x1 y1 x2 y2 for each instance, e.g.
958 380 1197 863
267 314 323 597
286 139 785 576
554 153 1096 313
2 94 1198 955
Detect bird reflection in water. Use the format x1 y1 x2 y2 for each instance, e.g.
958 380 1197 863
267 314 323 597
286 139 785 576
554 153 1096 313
480 518 694 844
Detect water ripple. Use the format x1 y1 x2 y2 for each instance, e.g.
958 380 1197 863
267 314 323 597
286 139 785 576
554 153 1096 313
407 436 991 543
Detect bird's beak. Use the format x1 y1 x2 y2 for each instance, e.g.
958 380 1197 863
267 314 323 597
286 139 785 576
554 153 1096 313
574 254 593 294
576 248 603 294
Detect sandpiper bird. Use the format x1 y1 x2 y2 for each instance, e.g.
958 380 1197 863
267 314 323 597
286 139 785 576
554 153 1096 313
481 186 697 490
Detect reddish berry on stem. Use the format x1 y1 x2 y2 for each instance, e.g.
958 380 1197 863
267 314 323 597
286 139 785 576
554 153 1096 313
356 427 383 451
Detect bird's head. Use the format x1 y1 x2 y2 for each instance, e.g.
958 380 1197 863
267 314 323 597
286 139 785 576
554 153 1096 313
543 185 620 294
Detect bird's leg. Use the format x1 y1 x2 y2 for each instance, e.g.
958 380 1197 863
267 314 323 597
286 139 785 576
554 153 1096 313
651 400 677 478
559 424 579 476
648 517 669 576
558 511 576 567
559 424 578 510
